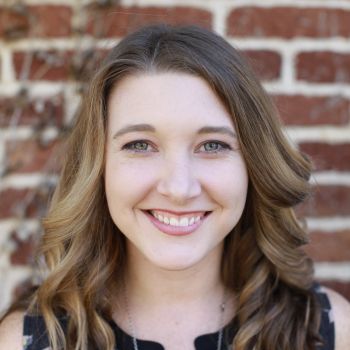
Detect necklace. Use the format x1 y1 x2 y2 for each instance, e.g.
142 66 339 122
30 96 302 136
122 284 227 350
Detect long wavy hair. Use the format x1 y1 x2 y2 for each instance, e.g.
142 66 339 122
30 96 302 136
31 24 322 350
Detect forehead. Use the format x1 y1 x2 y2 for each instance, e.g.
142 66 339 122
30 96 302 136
107 72 234 130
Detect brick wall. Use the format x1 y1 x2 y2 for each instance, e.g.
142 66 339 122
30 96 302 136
0 0 349 314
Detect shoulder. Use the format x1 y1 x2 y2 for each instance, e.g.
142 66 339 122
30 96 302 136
0 311 25 350
321 286 350 350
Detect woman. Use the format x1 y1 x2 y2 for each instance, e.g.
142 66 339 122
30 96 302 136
1 24 349 350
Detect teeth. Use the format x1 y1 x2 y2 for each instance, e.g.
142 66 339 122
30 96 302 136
151 211 205 227
179 217 189 227
169 218 179 226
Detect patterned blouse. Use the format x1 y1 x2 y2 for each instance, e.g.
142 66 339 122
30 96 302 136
23 285 334 350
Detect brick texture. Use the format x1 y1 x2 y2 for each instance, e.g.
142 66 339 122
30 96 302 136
86 6 212 37
227 7 350 38
299 142 350 171
243 50 281 81
0 95 63 127
0 5 72 40
13 49 108 81
10 230 38 266
5 139 62 174
274 95 350 126
297 52 350 83
305 230 350 262
0 187 52 219
297 186 350 217
1 1 350 310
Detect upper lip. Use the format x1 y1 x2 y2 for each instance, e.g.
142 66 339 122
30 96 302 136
145 209 210 215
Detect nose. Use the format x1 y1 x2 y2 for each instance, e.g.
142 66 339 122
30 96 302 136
156 155 201 205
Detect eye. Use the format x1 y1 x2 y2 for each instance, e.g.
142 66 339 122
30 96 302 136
122 140 156 153
198 141 232 153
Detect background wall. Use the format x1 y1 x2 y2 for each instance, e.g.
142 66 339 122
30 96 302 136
0 0 350 314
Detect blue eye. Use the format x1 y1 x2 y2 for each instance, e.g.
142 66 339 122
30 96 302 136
122 140 155 152
200 141 231 153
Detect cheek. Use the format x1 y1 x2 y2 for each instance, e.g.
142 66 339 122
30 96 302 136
104 157 159 209
201 159 248 204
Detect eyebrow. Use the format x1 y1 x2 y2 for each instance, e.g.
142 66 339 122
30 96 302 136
197 126 236 139
112 124 156 139
112 123 236 139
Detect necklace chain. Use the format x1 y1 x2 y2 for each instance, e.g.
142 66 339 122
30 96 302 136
123 283 226 350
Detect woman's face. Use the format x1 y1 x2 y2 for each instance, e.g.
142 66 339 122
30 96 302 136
105 72 248 271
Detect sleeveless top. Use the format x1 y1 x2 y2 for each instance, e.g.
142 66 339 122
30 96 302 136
22 285 335 350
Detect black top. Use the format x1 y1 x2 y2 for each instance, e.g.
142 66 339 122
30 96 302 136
23 285 334 350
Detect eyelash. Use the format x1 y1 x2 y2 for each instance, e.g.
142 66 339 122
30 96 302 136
121 140 232 154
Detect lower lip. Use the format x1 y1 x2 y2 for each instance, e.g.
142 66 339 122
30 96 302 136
144 211 208 236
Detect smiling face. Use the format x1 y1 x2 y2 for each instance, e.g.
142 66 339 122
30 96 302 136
105 72 248 271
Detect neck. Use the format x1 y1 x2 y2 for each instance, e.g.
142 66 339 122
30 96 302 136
112 242 236 344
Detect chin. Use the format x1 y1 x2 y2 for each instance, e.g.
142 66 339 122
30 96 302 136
145 249 214 272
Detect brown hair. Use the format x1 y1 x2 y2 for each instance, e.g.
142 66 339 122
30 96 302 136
31 24 321 349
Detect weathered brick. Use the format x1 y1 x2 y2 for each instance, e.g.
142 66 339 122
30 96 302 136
297 186 350 217
10 230 39 265
296 52 350 83
0 5 72 40
274 95 350 126
320 281 350 301
0 95 64 127
13 50 71 81
13 49 107 81
243 50 281 81
305 230 350 262
0 187 51 219
5 139 62 174
227 7 350 38
85 5 212 37
299 142 350 171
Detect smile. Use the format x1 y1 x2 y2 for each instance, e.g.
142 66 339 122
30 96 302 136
150 210 206 227
143 209 211 236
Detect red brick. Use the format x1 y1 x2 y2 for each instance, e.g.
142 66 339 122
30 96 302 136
243 50 281 81
227 7 350 39
297 186 350 217
274 95 350 126
296 52 350 83
0 5 72 40
5 139 62 174
10 230 39 265
304 230 350 262
0 187 51 219
319 281 350 301
0 94 64 127
85 6 212 37
13 49 107 81
299 143 350 171
13 50 71 81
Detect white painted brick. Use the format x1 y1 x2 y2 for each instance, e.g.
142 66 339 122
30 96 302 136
0 266 33 316
315 262 350 281
306 217 350 231
311 172 350 186
0 47 15 83
0 126 59 140
286 126 350 143
0 174 58 190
